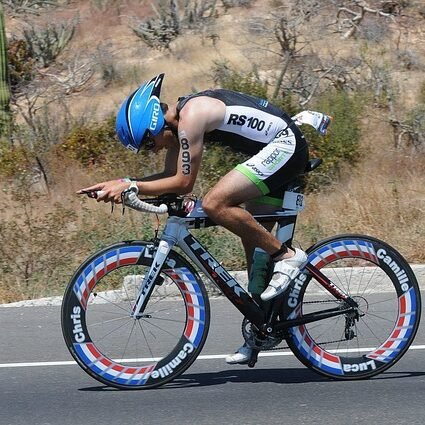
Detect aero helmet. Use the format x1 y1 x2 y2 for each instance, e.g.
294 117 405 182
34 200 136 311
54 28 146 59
116 74 165 152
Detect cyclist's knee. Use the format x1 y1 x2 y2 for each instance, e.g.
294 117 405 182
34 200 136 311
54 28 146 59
202 193 222 217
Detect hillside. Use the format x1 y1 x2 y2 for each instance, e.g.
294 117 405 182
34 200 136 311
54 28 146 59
1 0 425 302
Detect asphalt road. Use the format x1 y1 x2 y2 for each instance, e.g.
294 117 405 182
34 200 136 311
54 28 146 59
1 298 425 425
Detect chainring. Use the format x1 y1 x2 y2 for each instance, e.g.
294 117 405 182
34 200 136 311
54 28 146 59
241 318 283 350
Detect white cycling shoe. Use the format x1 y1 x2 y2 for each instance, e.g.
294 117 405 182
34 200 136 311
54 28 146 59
260 248 307 301
225 344 252 364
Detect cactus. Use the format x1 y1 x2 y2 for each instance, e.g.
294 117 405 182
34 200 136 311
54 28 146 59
0 3 11 139
132 0 180 50
23 16 77 68
3 1 59 16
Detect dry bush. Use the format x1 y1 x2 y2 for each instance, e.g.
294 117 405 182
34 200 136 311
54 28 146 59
298 135 425 263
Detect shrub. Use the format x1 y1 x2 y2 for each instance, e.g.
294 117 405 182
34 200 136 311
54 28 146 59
0 139 33 178
212 61 269 99
58 115 158 178
132 0 246 50
4 1 60 16
305 90 363 189
59 115 117 165
132 1 180 50
7 39 36 92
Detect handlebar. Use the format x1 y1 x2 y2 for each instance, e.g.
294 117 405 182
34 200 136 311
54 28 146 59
80 188 169 214
123 190 168 214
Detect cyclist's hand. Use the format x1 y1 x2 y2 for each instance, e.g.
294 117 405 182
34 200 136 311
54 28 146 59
77 180 131 203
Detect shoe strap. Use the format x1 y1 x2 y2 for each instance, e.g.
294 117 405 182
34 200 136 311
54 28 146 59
271 243 289 260
274 260 297 275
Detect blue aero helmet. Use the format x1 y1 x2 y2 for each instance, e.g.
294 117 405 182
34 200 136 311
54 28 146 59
116 73 165 152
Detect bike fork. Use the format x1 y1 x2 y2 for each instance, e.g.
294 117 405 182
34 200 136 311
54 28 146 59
131 239 174 318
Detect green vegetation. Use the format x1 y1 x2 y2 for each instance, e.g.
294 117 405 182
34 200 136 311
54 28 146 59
305 91 363 189
60 116 118 165
58 116 159 177
0 140 32 178
0 4 11 139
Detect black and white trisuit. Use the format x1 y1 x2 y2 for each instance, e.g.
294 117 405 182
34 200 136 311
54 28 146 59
177 89 309 206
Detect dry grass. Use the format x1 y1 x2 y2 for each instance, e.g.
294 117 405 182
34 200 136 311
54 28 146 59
298 118 425 263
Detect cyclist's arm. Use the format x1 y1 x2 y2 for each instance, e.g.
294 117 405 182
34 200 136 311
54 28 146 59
134 98 223 196
134 124 204 195
76 145 181 201
135 143 179 181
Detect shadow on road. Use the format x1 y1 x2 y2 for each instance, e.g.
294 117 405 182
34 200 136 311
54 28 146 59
78 369 425 392
167 367 324 387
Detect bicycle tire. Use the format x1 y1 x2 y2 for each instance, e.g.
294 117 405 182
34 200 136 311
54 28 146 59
285 234 421 379
61 241 210 389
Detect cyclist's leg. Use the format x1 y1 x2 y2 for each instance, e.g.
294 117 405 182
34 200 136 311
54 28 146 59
203 154 306 260
204 131 308 259
202 170 283 256
205 131 308 363
243 200 278 271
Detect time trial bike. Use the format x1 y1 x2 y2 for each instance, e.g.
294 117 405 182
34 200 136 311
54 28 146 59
61 158 421 389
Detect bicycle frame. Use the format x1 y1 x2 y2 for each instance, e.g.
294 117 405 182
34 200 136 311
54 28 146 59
131 196 358 333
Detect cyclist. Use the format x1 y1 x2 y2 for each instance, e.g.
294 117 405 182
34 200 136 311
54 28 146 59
78 73 330 364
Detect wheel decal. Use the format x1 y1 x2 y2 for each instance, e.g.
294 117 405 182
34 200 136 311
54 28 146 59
367 288 417 363
308 240 378 268
72 246 145 309
71 258 206 387
289 305 344 375
291 327 344 375
165 267 206 348
74 342 156 386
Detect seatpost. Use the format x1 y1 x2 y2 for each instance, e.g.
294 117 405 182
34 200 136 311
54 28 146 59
275 189 304 246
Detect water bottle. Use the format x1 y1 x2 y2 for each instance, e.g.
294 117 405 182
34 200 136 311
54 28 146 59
292 110 332 136
248 248 270 295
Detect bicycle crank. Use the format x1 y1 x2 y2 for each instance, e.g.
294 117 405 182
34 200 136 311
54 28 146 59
241 318 283 350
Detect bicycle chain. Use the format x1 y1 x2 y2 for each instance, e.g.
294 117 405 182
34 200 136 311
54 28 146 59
246 299 350 351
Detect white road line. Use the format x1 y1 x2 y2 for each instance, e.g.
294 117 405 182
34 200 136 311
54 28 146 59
1 345 425 369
